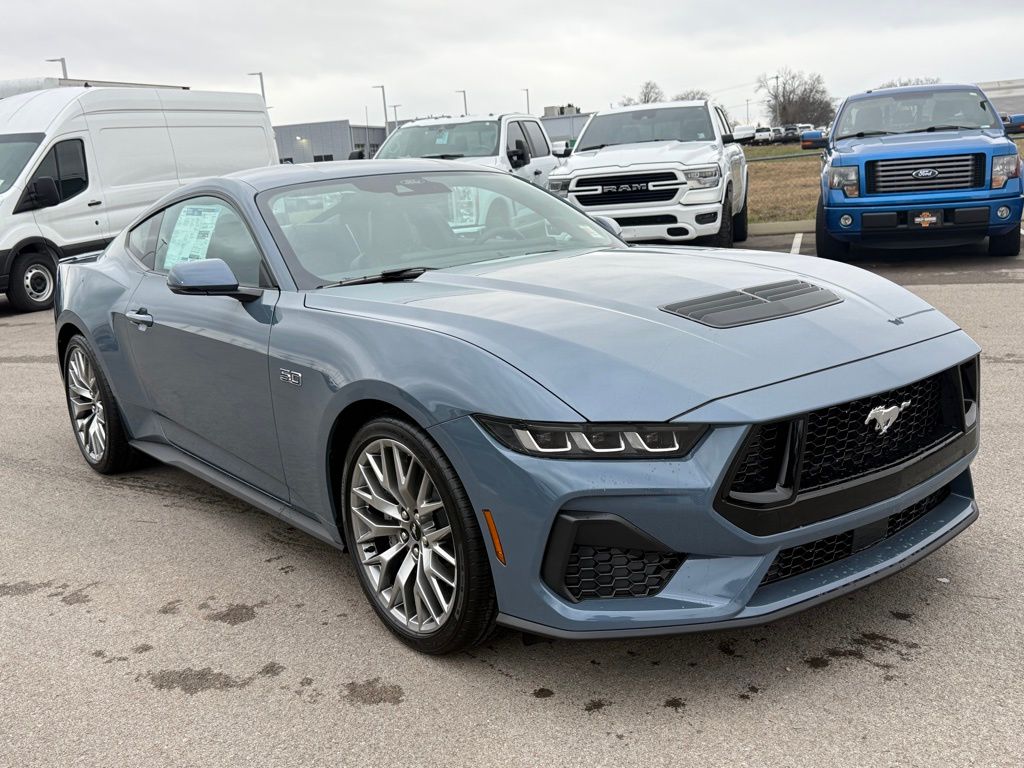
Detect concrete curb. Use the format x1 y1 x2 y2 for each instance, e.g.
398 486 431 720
749 220 815 236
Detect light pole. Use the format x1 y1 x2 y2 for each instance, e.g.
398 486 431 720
247 71 266 103
522 88 530 114
391 104 401 126
365 105 371 156
46 57 68 79
455 89 468 116
373 85 390 135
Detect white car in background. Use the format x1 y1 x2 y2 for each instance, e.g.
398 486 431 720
752 126 774 144
546 100 748 247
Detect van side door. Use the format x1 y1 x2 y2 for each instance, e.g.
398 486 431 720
18 135 109 255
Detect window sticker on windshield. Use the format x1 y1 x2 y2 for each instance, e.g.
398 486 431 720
435 129 449 145
164 205 222 268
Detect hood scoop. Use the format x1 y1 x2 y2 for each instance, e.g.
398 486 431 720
661 280 842 328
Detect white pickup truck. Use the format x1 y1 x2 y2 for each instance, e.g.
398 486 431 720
546 100 748 247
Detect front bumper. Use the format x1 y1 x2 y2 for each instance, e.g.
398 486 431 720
592 201 723 243
428 331 981 639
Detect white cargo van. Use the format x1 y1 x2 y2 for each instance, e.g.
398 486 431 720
0 87 277 311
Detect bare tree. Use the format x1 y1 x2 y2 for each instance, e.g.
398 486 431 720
673 88 710 101
620 80 665 106
758 68 834 126
877 77 941 88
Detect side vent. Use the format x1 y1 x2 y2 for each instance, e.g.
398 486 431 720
662 280 842 328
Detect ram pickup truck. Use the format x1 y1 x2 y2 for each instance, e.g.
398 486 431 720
546 100 748 246
803 84 1024 258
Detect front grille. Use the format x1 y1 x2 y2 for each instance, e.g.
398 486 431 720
572 171 680 207
564 545 683 600
730 422 787 494
799 373 955 491
866 154 985 194
760 486 951 585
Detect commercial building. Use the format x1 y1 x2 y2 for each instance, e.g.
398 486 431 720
273 120 386 163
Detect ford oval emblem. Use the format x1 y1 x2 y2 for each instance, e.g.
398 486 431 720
912 168 940 179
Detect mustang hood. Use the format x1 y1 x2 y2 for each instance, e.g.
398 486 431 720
306 247 960 422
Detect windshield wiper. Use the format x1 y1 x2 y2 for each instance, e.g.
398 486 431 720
833 130 898 140
421 153 465 159
902 125 977 134
320 266 436 288
576 144 607 151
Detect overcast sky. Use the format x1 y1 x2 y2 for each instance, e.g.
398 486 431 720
4 1 1021 126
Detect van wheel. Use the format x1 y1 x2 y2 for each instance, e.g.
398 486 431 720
733 186 749 243
7 251 56 312
703 185 734 248
988 226 1020 257
815 198 850 261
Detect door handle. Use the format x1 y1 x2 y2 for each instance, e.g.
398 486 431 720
126 309 153 328
87 200 102 207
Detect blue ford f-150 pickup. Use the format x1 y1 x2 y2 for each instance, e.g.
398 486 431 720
803 84 1023 258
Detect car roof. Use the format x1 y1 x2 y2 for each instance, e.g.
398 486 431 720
593 100 708 117
849 83 984 101
395 114 530 127
226 158 501 192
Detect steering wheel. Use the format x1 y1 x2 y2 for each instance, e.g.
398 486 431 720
474 226 526 244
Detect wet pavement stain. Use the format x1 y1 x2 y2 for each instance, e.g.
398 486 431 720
532 687 554 699
203 601 268 626
60 583 98 606
144 667 252 695
718 640 740 657
343 677 405 705
299 677 314 687
0 580 53 598
157 599 184 615
258 662 285 677
113 475 252 514
738 685 761 701
132 644 154 654
804 630 922 673
890 610 914 622
584 699 607 713
664 697 685 711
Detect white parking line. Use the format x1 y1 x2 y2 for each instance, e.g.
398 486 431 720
790 232 803 254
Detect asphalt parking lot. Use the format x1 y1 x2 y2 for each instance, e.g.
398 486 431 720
1 240 1022 767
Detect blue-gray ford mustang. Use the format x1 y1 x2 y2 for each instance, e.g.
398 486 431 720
54 160 980 654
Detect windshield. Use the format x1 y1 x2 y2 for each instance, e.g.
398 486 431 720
576 107 715 150
834 89 1001 139
375 121 500 159
261 170 620 288
0 133 43 195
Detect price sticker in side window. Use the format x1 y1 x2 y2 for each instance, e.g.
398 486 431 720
164 205 222 268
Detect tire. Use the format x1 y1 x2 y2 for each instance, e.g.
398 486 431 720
7 251 56 312
340 416 497 654
63 336 140 474
988 225 1021 257
815 197 851 260
733 184 749 243
703 185 734 248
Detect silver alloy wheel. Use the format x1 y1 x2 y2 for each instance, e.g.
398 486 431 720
23 264 54 304
349 438 457 634
66 347 107 462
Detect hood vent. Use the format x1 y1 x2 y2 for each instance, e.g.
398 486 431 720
661 280 842 328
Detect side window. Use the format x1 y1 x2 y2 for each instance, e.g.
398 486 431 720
29 139 89 202
523 121 550 157
153 197 271 288
127 212 164 270
505 121 528 153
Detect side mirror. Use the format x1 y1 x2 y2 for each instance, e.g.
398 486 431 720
592 215 622 238
30 176 61 209
801 130 828 150
166 258 262 303
507 138 532 169
348 149 365 160
554 146 573 158
1004 114 1024 135
721 133 735 144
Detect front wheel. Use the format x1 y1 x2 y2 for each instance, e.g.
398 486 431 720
341 417 497 654
7 251 56 312
988 225 1020 257
703 185 734 248
815 198 851 260
733 186 749 243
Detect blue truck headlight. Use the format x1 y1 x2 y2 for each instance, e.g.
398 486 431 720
683 166 722 189
547 178 571 198
828 166 859 197
991 153 1021 190
477 416 707 459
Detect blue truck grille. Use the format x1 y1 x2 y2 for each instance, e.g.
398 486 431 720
865 154 985 194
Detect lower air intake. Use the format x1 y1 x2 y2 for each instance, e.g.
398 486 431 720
564 545 683 600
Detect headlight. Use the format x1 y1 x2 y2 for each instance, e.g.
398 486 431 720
992 153 1021 190
477 416 707 459
828 165 859 197
683 166 722 189
547 178 571 198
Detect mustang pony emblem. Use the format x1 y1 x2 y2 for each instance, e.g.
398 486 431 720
865 400 911 435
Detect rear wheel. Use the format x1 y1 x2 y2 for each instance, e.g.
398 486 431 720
7 251 56 312
988 225 1020 257
815 198 851 260
63 336 140 474
703 185 734 248
341 416 497 654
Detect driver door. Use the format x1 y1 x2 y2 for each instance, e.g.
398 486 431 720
123 196 288 500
